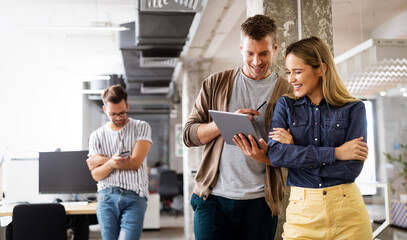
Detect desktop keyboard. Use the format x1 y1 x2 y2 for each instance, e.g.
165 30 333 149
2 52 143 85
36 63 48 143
60 201 89 206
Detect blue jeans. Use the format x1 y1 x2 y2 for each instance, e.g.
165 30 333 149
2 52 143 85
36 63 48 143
191 194 278 240
97 187 147 240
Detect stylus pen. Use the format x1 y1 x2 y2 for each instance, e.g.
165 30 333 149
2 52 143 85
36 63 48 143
255 101 267 111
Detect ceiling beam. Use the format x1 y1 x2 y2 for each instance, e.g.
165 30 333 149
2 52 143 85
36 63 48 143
182 0 228 58
182 0 246 59
203 0 245 59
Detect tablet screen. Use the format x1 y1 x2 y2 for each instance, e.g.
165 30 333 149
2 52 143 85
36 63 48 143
209 110 261 148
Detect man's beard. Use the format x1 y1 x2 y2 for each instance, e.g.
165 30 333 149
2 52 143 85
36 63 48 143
112 118 127 127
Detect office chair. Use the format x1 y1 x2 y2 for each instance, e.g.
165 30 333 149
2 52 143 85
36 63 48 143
158 169 181 215
6 203 68 240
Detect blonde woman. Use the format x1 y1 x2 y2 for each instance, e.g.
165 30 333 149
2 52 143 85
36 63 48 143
233 36 373 239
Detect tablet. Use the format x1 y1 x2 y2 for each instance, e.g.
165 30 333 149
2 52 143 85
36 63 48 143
209 110 260 147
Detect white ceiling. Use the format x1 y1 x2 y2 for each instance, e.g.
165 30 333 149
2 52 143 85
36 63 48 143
185 0 407 61
2 0 407 96
332 0 407 97
182 0 407 97
2 0 406 58
332 0 407 56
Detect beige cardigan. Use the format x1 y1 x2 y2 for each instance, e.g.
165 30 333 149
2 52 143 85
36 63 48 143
183 68 293 215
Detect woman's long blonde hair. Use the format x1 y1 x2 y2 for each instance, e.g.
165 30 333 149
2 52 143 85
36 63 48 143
285 36 358 106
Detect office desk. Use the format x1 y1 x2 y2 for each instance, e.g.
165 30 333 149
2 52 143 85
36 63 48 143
0 202 97 216
0 194 160 229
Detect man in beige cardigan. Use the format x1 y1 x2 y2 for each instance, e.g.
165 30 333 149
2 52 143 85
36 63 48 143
183 15 293 240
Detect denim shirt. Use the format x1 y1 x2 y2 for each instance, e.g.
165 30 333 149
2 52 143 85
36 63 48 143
268 96 367 188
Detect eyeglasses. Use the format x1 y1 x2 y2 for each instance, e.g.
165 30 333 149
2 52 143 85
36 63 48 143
106 110 128 118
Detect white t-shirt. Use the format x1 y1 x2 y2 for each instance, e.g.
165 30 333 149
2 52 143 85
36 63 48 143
88 118 152 198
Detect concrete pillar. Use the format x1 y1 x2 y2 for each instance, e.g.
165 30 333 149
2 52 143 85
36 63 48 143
258 0 333 77
247 0 333 239
181 59 211 240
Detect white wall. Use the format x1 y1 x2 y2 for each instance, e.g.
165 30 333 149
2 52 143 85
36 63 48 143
0 1 136 200
0 2 135 153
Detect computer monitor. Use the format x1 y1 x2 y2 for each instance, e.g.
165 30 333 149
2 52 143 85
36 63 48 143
39 151 97 194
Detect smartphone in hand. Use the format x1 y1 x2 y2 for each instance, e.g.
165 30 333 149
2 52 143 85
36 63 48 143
120 151 130 158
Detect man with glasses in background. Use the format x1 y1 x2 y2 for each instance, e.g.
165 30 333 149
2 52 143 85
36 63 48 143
86 84 152 240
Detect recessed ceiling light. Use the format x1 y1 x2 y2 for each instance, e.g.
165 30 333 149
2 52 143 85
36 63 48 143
379 91 386 96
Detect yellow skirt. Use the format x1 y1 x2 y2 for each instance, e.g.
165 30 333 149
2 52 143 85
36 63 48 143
283 183 373 240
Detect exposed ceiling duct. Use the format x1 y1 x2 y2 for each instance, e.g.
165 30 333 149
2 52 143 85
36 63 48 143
119 0 201 112
335 39 407 97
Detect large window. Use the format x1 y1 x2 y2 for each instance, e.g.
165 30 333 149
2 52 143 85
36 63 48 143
356 100 376 195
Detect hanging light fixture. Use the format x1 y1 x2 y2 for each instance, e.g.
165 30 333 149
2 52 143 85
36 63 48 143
335 39 407 97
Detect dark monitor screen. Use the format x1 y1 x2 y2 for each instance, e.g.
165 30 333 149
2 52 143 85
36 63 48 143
39 151 97 194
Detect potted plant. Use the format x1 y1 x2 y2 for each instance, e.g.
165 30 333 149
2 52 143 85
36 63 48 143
384 143 407 202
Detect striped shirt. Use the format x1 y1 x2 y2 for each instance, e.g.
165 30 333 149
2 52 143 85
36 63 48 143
88 118 153 198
